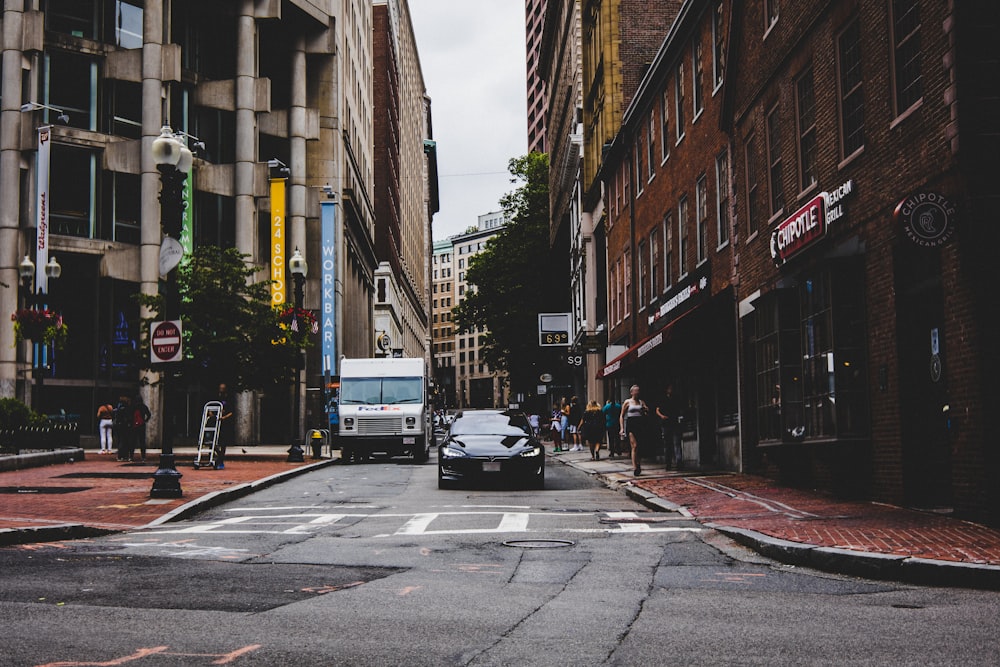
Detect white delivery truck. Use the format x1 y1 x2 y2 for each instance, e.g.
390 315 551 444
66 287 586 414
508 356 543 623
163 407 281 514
336 357 432 462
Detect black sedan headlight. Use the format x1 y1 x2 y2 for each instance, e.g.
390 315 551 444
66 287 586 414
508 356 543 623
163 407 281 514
440 444 468 459
518 445 543 458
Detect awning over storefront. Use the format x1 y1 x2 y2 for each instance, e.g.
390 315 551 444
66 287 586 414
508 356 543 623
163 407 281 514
597 308 695 379
598 263 711 380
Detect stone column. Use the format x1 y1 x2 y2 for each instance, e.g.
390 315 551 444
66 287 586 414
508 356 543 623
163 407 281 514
234 0 257 445
140 0 165 446
0 0 26 398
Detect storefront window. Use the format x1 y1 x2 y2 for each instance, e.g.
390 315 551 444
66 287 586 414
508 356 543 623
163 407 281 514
751 263 868 444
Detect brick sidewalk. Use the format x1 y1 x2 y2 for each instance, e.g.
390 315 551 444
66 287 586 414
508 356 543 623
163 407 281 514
634 474 1000 566
0 454 320 532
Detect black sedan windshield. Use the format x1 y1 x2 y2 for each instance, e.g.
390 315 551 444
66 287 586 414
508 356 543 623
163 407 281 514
449 411 532 436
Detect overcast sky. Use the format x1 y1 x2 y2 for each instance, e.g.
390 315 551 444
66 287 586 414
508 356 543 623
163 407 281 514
409 0 528 241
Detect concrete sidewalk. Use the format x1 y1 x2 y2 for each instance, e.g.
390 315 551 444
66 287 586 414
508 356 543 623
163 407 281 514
0 446 335 546
548 446 1000 590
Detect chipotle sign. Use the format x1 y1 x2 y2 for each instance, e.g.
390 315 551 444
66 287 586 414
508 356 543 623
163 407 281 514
770 180 855 266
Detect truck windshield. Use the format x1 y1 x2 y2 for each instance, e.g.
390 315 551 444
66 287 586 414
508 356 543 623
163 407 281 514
340 377 423 405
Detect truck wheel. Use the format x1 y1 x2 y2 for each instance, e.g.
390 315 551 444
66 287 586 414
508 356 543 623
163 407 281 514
413 445 428 464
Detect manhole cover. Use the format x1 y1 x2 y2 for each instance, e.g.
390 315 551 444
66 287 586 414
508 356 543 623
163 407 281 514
502 539 574 549
0 486 92 494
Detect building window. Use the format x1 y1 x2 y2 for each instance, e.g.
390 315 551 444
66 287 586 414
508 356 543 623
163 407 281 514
638 240 648 307
744 133 760 235
692 40 704 118
635 142 644 196
837 17 865 157
647 111 656 181
660 88 670 162
50 144 96 238
696 176 709 263
675 63 686 142
45 0 97 39
108 80 142 139
890 0 922 115
678 196 689 277
623 155 630 202
753 294 789 443
712 2 725 89
45 50 98 132
796 67 817 191
110 171 140 243
114 1 144 49
623 248 631 317
664 212 674 290
650 227 660 298
765 104 784 216
765 0 779 32
608 262 621 324
716 150 730 248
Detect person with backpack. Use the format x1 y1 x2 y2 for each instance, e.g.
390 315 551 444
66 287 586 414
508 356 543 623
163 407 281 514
96 402 115 454
130 393 152 463
113 395 132 461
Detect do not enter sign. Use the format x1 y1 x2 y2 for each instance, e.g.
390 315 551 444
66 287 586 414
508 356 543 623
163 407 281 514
151 320 183 363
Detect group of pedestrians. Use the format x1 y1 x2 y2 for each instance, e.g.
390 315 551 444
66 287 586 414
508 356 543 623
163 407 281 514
541 384 683 478
96 392 151 462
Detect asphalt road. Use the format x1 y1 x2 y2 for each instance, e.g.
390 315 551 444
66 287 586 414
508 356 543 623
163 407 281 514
1 454 999 666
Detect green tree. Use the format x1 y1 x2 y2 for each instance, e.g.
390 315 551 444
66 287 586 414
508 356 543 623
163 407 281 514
452 152 565 394
137 246 310 393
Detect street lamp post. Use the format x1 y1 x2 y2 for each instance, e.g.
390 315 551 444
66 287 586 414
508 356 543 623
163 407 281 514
16 254 61 411
150 126 192 498
286 247 308 463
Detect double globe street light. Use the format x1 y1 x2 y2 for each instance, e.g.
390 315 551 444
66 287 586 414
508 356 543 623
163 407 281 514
286 247 308 463
150 126 192 499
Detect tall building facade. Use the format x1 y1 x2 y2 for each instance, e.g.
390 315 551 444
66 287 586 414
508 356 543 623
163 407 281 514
0 1 391 448
452 212 509 408
525 0 549 153
430 239 455 408
598 0 737 470
373 0 435 360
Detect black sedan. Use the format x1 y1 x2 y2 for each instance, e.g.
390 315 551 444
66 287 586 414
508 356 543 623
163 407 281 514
437 409 545 489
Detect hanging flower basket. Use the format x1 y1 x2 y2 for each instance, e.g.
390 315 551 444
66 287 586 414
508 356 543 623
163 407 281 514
277 306 318 335
11 308 68 348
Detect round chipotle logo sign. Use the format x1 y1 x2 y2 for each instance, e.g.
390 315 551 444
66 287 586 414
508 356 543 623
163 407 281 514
894 192 957 247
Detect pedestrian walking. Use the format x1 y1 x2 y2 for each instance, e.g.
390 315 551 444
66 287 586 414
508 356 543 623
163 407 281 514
602 397 622 458
528 412 540 437
130 393 152 463
215 383 234 470
559 399 571 450
550 403 564 452
113 394 132 461
619 385 649 476
96 402 114 454
656 384 682 468
567 396 583 451
582 400 605 460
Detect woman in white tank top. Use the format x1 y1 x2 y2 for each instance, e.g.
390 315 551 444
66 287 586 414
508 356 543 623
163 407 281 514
619 384 648 476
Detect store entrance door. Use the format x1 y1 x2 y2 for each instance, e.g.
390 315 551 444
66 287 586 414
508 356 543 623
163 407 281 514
896 246 951 509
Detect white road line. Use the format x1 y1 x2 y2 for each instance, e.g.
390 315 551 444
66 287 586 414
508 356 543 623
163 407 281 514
395 513 439 535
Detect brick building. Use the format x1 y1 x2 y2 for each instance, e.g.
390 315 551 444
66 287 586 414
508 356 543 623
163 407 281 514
598 0 736 469
725 1 1000 520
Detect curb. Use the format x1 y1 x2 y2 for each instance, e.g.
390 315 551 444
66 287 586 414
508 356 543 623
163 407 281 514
143 457 336 527
0 457 336 546
707 524 1000 591
549 452 1000 591
0 448 85 473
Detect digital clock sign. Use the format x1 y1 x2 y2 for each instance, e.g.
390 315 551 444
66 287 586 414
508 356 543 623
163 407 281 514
538 313 572 347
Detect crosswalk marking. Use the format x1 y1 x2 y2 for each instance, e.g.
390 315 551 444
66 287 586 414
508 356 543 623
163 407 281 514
136 509 703 538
